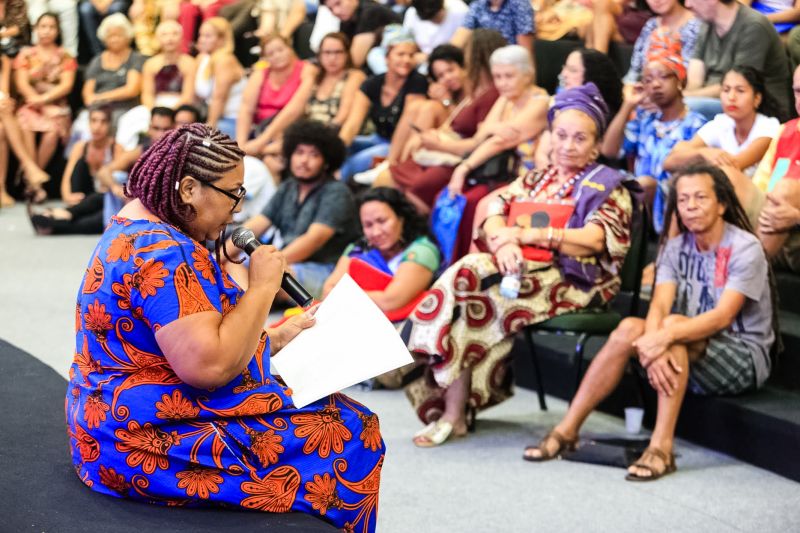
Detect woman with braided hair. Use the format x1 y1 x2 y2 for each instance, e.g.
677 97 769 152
66 123 384 530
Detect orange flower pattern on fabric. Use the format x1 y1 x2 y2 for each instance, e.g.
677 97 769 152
73 423 101 463
240 466 301 512
291 401 352 458
115 420 180 474
98 465 131 495
130 257 168 297
84 390 110 429
74 335 102 383
304 473 343 516
247 427 284 467
111 274 134 310
106 233 136 263
67 222 384 532
358 413 381 452
175 465 224 499
84 299 112 341
192 245 217 284
155 389 200 420
232 369 260 393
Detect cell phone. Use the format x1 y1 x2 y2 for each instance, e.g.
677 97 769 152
410 124 422 133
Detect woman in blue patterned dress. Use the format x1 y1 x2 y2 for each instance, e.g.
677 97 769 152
66 123 384 531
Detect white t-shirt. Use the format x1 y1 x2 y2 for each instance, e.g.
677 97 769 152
403 0 469 55
697 113 781 176
309 5 341 53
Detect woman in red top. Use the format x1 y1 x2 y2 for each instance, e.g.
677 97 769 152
236 34 316 156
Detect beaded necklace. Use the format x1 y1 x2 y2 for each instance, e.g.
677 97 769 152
528 166 587 202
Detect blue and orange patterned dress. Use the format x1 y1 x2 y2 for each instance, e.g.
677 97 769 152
66 216 384 532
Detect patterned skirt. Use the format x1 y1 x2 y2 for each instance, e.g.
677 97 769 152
68 390 384 532
403 252 605 424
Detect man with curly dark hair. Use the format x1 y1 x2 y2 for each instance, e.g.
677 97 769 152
224 119 359 299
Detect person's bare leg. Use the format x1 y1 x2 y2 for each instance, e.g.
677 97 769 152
372 169 397 188
0 109 49 188
399 132 419 162
758 178 800 257
628 315 700 478
439 367 471 435
0 126 11 206
37 130 60 170
0 56 10 94
525 317 644 459
722 165 758 215
588 0 618 54
22 127 36 160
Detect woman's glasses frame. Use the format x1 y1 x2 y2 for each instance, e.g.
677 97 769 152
202 181 246 213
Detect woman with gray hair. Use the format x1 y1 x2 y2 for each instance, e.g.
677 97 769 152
397 45 549 259
439 43 549 259
82 14 144 117
79 0 133 56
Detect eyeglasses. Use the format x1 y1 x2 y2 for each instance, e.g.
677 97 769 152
202 181 246 213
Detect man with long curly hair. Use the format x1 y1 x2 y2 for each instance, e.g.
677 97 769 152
224 119 359 299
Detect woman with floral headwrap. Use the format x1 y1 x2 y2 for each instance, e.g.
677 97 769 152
404 83 642 447
602 50 706 234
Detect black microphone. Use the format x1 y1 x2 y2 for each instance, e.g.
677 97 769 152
231 227 314 307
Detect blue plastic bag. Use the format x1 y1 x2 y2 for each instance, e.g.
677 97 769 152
430 190 466 267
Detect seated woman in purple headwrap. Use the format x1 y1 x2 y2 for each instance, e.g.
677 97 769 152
403 83 643 447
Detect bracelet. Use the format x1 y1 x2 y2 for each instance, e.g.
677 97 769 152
547 226 554 249
555 228 565 250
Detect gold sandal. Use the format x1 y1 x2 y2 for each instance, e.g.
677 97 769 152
523 429 578 462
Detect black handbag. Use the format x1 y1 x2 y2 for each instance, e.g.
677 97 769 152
465 149 518 187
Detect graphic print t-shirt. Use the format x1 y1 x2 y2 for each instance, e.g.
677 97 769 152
655 223 774 386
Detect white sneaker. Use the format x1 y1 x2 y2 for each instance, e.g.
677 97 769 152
352 160 389 185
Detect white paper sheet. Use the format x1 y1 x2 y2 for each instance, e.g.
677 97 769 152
271 274 413 408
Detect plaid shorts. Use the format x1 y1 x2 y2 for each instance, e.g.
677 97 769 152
688 332 757 396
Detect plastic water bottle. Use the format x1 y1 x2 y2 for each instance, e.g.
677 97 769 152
499 270 522 299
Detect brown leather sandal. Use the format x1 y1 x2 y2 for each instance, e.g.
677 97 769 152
625 446 676 481
522 429 578 462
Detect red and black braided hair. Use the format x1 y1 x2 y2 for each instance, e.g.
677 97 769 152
126 123 244 228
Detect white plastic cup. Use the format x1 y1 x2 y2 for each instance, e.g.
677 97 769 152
624 407 644 434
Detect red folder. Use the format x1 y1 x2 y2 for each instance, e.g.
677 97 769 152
507 202 574 262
